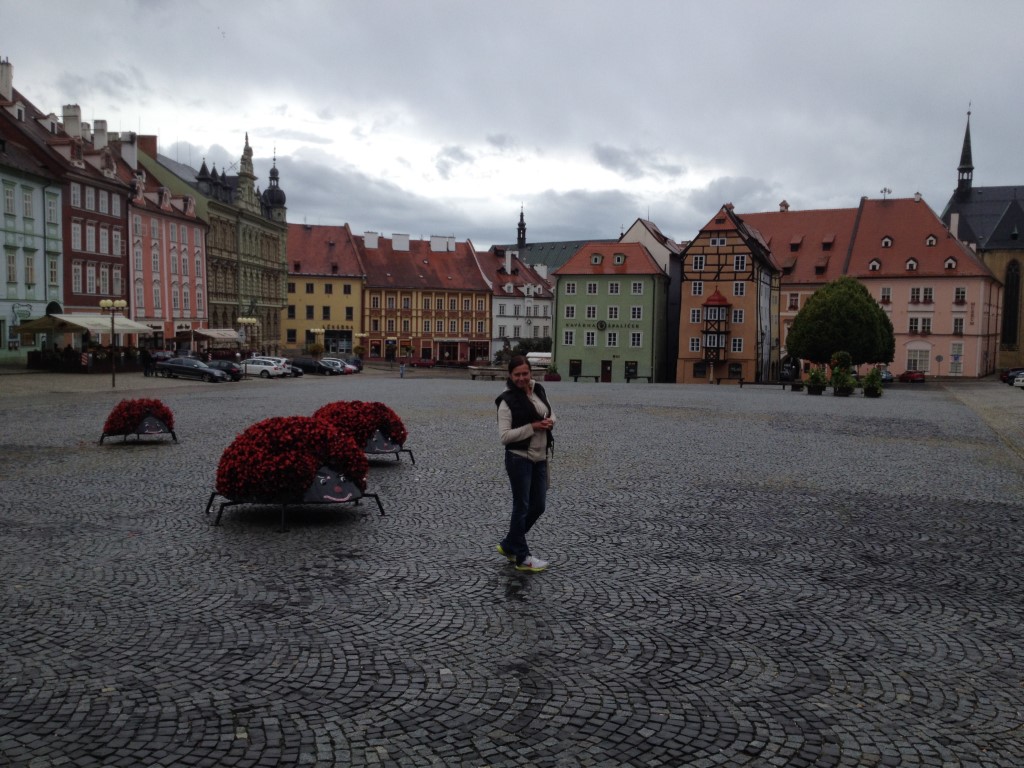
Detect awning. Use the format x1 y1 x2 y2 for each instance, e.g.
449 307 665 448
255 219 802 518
14 313 155 335
190 328 242 342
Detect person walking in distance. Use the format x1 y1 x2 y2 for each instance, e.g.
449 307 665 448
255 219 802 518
495 354 555 572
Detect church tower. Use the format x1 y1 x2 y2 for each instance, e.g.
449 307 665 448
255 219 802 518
261 154 288 223
517 206 527 249
956 111 974 201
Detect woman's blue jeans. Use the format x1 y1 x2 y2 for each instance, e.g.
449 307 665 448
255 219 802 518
502 451 547 562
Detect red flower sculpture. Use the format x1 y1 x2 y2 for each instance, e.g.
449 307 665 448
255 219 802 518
314 400 408 447
103 398 175 436
216 416 368 502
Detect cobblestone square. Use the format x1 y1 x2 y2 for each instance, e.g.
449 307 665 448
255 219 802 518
1 371 1022 767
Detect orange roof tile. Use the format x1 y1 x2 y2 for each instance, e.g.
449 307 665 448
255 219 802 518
286 223 365 277
741 207 859 284
551 241 665 276
358 235 489 291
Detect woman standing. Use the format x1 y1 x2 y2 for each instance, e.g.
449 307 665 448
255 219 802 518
495 354 555 572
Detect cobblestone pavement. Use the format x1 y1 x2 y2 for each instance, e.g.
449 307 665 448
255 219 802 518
1 370 1022 767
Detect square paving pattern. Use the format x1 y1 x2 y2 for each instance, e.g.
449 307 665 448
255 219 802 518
0 374 1022 767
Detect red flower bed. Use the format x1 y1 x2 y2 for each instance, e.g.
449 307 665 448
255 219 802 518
314 400 408 447
216 416 368 502
103 398 175 436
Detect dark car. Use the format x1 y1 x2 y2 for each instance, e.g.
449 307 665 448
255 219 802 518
1000 367 1024 384
291 356 340 375
206 359 242 381
898 370 926 383
156 357 229 382
407 358 437 368
340 356 363 371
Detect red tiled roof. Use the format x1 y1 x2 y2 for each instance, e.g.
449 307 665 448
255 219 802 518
485 248 551 297
286 223 365 277
358 235 489 291
741 207 859 284
845 198 993 279
551 241 664 276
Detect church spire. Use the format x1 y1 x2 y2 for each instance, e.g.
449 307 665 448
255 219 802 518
956 108 974 200
516 205 526 249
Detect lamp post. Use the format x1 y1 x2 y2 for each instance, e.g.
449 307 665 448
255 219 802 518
99 299 128 388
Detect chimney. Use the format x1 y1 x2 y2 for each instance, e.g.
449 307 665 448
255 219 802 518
505 249 513 275
119 132 138 170
62 104 82 138
138 135 158 158
913 191 922 203
430 235 447 252
81 121 92 142
779 200 790 212
0 58 12 102
392 233 410 251
949 212 960 240
364 231 379 249
93 119 108 149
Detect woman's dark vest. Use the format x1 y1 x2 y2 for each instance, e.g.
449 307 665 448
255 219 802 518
495 381 553 455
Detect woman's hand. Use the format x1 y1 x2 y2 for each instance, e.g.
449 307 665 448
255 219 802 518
532 418 554 431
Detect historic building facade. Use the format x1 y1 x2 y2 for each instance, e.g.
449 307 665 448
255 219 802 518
478 245 553 361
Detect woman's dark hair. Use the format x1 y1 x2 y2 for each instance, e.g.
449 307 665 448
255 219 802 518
508 354 529 373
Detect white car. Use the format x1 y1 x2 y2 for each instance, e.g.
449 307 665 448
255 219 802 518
1013 373 1024 388
253 356 302 377
242 358 288 378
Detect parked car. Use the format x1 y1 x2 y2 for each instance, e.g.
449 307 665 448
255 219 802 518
241 358 288 378
156 357 230 382
206 359 243 381
878 368 894 385
1013 374 1024 389
1001 367 1024 384
253 356 303 377
291 356 340 375
407 358 437 368
898 370 926 383
340 356 363 371
321 358 357 374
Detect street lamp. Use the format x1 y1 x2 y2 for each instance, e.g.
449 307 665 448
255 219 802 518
99 299 128 388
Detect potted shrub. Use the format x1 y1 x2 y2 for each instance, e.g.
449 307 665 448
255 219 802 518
805 367 827 395
830 368 856 396
862 367 883 398
790 377 804 392
544 364 561 382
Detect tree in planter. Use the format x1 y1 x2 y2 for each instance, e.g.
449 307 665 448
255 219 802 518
829 350 856 396
544 363 561 382
805 366 827 394
862 367 884 397
787 276 895 368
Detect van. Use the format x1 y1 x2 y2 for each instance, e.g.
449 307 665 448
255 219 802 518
525 352 552 369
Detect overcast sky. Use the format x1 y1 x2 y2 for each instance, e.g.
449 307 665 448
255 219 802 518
4 1 1023 249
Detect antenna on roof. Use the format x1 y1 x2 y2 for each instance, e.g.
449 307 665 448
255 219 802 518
880 187 892 200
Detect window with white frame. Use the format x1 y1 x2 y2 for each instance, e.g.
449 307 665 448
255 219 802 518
5 252 16 283
734 254 747 271
72 261 82 293
910 287 921 303
608 306 620 320
85 187 95 211
907 349 929 371
477 299 485 311
788 292 799 310
23 254 34 285
880 286 891 304
692 281 703 296
150 219 159 240
463 320 470 334
950 342 963 374
195 255 202 277
196 288 203 312
70 183 81 208
2 186 14 215
631 281 643 295
513 304 521 316
710 236 727 246
424 320 432 333
46 196 58 223
112 266 121 295
921 318 932 334
86 224 96 253
954 287 966 303
909 317 920 333
98 190 109 215
731 337 743 353
463 298 470 311
479 321 486 333
631 306 642 320
112 196 120 217
733 281 745 297
99 264 109 294
689 337 700 352
151 248 159 272
922 287 934 304
86 264 96 294
152 282 161 310
449 320 457 333
181 252 188 276
630 331 642 347
172 286 180 311
71 221 82 251
953 317 964 335
183 287 190 311
48 257 58 286
732 308 744 323
565 282 577 295
135 282 144 311
703 332 725 348
99 227 109 255
587 282 598 295
22 190 33 219
692 254 705 271
609 281 620 295
606 331 618 347
586 305 597 319
134 244 143 272
112 229 121 258
690 308 701 323
564 329 574 345
585 331 596 346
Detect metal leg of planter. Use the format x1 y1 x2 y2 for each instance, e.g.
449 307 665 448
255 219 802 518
204 492 218 518
399 448 415 464
361 492 385 515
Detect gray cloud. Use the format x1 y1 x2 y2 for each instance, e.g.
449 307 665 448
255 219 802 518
435 145 475 180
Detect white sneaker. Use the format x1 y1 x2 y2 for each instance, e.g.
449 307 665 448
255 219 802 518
515 555 549 573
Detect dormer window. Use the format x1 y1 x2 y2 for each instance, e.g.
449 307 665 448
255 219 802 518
790 235 804 252
882 236 893 248
591 253 603 265
869 259 881 271
925 235 937 247
613 253 625 265
944 257 957 270
906 258 918 271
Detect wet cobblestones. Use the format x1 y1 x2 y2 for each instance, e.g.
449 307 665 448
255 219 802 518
0 372 1022 767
